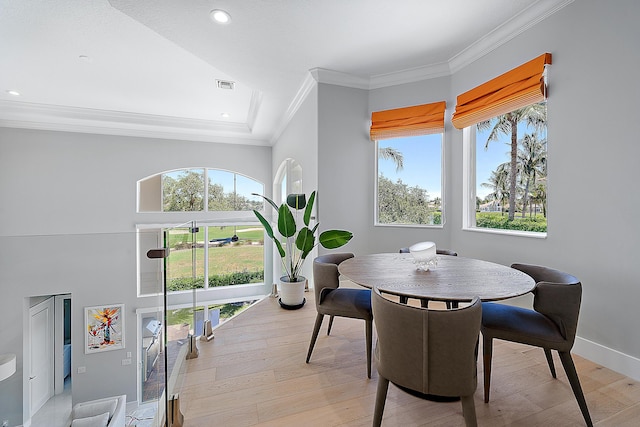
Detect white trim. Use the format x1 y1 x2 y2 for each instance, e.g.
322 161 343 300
0 100 270 146
369 62 452 89
462 226 547 239
270 72 317 144
310 68 370 90
450 0 574 73
462 127 475 229
574 336 640 382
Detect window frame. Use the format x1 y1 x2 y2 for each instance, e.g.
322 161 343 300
374 132 445 228
462 119 547 239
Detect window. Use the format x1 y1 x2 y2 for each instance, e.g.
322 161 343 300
456 53 551 236
376 134 443 226
138 168 263 213
370 101 446 227
137 168 266 296
466 102 548 234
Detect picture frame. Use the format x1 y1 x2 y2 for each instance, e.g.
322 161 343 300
85 303 125 354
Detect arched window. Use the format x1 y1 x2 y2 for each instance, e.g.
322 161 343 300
138 168 263 213
137 168 266 297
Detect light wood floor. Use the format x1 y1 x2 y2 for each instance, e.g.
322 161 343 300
179 291 640 426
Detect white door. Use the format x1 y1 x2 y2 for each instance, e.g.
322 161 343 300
29 297 55 416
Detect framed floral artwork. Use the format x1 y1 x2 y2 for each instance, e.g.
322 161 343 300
85 304 125 354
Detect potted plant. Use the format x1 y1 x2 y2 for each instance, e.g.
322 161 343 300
253 191 353 308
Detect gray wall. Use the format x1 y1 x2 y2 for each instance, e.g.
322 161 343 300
0 128 271 425
307 0 640 379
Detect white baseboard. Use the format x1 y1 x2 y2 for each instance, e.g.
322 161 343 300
573 336 640 382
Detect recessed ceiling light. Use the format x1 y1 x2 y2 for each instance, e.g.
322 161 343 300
210 9 231 24
79 55 91 62
221 113 230 118
6 90 20 96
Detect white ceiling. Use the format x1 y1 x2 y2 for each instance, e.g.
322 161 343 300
0 0 572 146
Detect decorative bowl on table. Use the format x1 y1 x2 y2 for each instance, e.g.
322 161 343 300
409 241 438 271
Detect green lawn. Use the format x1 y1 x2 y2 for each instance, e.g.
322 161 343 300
167 244 264 280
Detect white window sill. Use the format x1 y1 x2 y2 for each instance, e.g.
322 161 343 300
462 226 547 239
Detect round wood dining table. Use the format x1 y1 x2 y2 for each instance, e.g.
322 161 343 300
338 253 536 303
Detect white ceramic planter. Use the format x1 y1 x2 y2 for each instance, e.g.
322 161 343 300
279 276 306 307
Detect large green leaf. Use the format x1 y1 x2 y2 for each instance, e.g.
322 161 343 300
273 238 286 259
303 191 316 226
296 227 316 259
319 230 353 249
252 193 279 211
286 194 306 210
277 204 297 238
254 209 285 257
253 210 274 239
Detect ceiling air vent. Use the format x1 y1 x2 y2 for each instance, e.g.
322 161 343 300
216 79 235 90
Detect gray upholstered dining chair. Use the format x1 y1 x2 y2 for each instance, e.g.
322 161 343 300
399 246 458 308
372 286 481 427
481 263 593 427
306 253 373 378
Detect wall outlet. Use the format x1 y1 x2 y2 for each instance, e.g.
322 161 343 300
77 366 86 374
122 358 131 365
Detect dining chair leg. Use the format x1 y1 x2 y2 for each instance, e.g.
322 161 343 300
365 319 372 379
373 376 390 427
327 315 335 335
482 334 493 403
559 351 593 427
460 395 478 427
306 313 324 363
544 348 557 378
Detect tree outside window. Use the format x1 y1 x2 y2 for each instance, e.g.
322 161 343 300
376 133 443 226
475 102 547 233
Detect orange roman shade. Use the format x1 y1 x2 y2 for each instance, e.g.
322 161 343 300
452 53 552 129
370 101 446 140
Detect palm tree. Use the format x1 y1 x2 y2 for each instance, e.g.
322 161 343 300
477 103 546 220
481 163 510 215
378 147 404 172
530 180 548 218
517 133 547 218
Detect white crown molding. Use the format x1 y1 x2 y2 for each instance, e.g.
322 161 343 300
245 90 263 132
368 61 452 89
311 0 574 89
269 72 318 144
0 100 270 145
309 68 370 90
449 0 575 73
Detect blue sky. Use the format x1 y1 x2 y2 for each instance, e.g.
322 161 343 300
378 134 442 199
